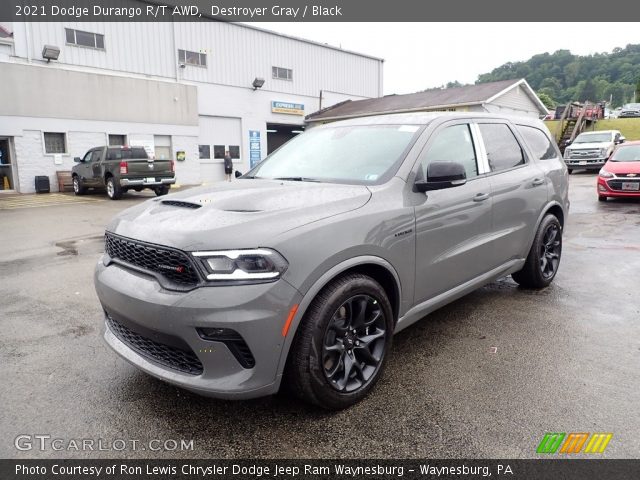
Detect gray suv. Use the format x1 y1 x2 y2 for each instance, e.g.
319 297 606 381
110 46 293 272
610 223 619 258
95 113 568 409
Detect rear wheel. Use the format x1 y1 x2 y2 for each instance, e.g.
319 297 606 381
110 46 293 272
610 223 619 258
285 273 393 410
106 176 122 200
72 176 86 196
512 214 562 289
155 185 170 196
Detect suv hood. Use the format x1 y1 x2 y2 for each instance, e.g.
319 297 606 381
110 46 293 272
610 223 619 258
567 141 610 150
107 180 371 251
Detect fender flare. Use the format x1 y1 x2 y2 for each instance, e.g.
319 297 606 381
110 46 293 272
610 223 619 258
525 201 566 254
274 255 402 379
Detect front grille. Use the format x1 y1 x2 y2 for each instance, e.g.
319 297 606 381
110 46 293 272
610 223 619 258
105 233 199 287
569 149 600 159
106 314 203 375
608 179 640 191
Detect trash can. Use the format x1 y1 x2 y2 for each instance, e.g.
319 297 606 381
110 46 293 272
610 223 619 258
35 175 50 193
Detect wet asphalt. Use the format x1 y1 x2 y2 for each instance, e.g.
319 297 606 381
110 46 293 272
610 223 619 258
1 173 639 459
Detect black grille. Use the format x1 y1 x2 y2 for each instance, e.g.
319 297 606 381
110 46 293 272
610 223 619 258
608 179 640 191
106 314 203 375
161 200 202 209
105 233 199 287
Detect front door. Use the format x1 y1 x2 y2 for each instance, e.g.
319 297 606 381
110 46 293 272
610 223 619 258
0 138 15 191
413 122 495 304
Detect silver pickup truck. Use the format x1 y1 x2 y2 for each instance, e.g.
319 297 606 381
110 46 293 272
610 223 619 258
71 146 176 199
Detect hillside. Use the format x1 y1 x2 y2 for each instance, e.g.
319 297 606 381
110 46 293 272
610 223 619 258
544 118 640 142
477 45 640 107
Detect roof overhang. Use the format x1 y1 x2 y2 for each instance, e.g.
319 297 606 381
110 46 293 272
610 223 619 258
485 78 549 115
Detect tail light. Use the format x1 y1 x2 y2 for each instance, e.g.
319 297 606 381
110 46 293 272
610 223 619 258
170 160 175 173
119 161 128 174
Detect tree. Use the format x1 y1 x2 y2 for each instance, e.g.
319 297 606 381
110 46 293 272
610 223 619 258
578 78 597 102
537 92 556 109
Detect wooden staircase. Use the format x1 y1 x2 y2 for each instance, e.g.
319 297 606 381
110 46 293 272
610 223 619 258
555 101 603 153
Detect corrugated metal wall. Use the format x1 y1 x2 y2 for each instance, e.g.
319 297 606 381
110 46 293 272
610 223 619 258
22 21 382 98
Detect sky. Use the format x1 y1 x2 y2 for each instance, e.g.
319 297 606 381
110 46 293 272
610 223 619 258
257 22 640 95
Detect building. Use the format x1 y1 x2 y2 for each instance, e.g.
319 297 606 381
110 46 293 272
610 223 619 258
0 15 383 193
306 79 548 125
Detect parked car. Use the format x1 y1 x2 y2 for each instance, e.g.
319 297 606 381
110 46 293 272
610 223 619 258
597 141 640 201
563 130 625 173
619 103 640 118
72 146 175 200
95 112 569 409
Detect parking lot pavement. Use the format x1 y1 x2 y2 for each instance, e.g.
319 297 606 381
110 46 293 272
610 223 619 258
1 176 639 459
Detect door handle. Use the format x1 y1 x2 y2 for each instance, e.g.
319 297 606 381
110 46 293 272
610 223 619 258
473 193 490 202
532 178 545 186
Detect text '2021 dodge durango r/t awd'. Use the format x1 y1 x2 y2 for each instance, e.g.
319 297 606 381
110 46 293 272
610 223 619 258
95 113 568 409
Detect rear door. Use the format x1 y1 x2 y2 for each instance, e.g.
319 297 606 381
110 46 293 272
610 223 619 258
413 121 494 304
477 121 548 265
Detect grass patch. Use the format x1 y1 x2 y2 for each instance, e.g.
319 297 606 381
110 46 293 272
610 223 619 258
544 118 640 141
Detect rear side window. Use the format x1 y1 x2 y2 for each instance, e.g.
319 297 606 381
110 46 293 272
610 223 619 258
107 147 148 160
479 123 525 172
517 125 558 160
421 124 479 179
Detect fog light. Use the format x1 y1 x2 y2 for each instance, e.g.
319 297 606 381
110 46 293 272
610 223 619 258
598 184 607 192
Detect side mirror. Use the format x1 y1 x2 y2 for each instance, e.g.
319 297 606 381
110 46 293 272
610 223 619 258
74 157 82 163
619 137 626 144
234 171 242 178
415 161 467 192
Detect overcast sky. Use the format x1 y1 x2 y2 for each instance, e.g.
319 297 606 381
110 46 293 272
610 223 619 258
258 22 640 95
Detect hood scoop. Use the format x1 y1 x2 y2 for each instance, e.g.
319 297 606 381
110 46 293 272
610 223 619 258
160 200 202 209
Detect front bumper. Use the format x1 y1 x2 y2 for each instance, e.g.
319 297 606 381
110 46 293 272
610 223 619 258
95 258 302 399
564 157 607 170
597 177 640 198
120 177 176 187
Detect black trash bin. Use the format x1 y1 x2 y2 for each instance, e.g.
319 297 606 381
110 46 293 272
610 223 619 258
35 175 50 193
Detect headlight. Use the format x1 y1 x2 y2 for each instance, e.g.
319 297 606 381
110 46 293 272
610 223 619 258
601 148 608 157
599 168 614 178
192 248 288 283
564 149 570 159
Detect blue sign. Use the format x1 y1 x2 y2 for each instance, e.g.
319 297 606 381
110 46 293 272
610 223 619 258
249 130 261 168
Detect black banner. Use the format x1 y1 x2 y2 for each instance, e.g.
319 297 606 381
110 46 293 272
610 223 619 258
1 0 640 22
2 459 640 480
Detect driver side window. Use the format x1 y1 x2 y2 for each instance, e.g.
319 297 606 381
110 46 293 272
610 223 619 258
420 124 479 180
90 150 102 163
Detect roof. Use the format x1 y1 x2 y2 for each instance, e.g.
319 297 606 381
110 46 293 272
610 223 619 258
307 79 547 122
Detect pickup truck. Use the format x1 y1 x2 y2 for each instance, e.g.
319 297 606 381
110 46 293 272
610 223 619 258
563 130 625 173
71 146 175 199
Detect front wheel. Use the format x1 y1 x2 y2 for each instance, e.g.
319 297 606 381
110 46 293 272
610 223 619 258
106 176 122 200
72 176 86 196
512 214 562 289
598 195 607 202
285 273 393 410
567 168 573 174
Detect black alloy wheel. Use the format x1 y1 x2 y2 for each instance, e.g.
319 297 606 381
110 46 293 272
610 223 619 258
539 223 561 279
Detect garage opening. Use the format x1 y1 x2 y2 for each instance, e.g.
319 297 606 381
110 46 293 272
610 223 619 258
266 123 305 154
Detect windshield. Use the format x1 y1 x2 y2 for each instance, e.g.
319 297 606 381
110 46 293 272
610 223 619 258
611 145 640 162
573 133 611 144
245 124 422 184
623 103 640 109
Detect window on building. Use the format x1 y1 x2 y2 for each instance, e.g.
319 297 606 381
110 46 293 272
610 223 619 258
479 123 525 172
178 49 207 67
213 145 225 159
65 28 105 49
420 124 478 180
516 125 558 160
44 132 66 154
229 145 240 159
154 135 172 160
108 134 127 146
272 66 293 81
199 145 210 159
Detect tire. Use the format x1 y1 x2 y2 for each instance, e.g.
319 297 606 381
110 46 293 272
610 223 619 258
155 185 170 196
133 187 143 192
106 176 122 200
72 175 86 196
512 214 562 289
284 273 394 410
567 168 573 174
598 195 607 202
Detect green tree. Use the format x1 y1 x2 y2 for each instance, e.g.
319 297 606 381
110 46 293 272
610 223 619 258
537 92 556 109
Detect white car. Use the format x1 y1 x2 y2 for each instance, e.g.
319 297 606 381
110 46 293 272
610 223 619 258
564 130 625 173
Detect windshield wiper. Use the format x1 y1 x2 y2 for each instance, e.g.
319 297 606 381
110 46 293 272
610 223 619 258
273 177 322 182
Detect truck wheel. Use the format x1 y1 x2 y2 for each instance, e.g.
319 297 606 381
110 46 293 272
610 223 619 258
285 273 393 410
512 214 562 289
155 186 170 196
72 176 86 196
567 169 573 174
106 176 122 200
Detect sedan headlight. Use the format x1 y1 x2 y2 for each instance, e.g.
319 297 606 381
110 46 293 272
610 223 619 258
599 168 614 178
192 248 288 283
